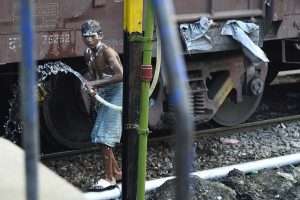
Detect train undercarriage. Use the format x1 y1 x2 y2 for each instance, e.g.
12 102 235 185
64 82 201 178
149 51 268 129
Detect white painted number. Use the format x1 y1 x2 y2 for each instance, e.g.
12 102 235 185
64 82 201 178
8 37 21 51
42 33 71 44
9 33 71 51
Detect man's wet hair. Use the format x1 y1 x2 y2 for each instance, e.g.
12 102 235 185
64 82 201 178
81 20 102 36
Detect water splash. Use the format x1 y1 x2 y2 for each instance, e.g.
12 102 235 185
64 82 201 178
3 61 94 144
36 61 99 122
36 61 87 85
2 84 22 144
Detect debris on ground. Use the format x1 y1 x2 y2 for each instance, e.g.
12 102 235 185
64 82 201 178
219 137 240 145
147 167 300 200
146 175 237 200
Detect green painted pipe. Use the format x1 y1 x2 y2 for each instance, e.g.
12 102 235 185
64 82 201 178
136 0 154 199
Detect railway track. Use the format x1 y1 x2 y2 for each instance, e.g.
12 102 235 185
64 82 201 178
40 114 300 160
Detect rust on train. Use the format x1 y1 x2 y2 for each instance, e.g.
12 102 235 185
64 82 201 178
0 0 123 64
1 0 300 149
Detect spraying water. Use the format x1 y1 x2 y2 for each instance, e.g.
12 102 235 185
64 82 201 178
3 62 80 144
36 62 122 110
3 84 23 144
36 62 87 85
2 61 121 144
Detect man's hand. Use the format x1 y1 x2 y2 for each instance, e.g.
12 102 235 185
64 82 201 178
82 81 97 98
85 81 94 89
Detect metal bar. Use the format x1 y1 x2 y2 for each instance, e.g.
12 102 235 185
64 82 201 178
42 114 300 161
18 0 40 200
176 9 264 23
122 0 144 199
151 0 194 200
282 40 287 63
210 0 215 16
40 146 100 160
148 114 300 145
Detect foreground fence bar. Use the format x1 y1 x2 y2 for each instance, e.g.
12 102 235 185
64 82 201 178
19 1 40 200
151 0 194 200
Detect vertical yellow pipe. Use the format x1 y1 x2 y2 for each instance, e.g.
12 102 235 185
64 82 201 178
124 0 143 33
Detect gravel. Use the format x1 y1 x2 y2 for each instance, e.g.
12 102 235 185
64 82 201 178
147 121 300 178
40 82 300 198
42 120 300 193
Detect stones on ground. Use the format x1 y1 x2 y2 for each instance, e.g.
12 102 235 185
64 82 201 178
221 168 300 200
42 119 300 196
146 176 237 200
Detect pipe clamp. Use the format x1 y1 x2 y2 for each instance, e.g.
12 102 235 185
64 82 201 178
141 65 153 82
124 124 149 135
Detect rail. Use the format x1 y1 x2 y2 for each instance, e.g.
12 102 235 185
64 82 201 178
41 114 300 160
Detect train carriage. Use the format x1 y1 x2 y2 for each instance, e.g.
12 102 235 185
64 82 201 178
0 0 300 149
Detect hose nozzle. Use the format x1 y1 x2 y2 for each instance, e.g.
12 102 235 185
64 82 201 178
82 83 97 98
81 82 122 111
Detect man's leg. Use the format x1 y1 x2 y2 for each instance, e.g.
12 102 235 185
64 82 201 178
100 144 115 182
112 153 122 181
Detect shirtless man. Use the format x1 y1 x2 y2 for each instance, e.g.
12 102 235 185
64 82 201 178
81 20 123 186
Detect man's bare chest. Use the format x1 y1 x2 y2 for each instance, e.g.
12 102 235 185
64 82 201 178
89 55 114 77
90 55 105 69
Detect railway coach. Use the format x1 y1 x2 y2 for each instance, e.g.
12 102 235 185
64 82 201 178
0 0 300 149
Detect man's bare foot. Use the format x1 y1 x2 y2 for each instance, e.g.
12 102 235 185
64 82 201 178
105 177 116 185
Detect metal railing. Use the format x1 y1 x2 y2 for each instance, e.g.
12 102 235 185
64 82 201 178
19 1 40 200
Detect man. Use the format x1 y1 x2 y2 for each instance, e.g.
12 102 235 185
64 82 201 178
81 20 123 187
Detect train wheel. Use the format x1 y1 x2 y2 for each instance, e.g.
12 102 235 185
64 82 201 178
42 72 94 149
210 57 268 127
212 86 263 126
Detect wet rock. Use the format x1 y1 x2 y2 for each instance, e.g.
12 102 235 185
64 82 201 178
290 141 300 148
222 168 300 200
292 131 300 138
222 169 262 199
276 171 297 183
146 176 236 200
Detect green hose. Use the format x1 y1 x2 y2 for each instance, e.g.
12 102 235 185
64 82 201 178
136 0 154 199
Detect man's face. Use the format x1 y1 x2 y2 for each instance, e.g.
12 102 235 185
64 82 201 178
82 32 102 49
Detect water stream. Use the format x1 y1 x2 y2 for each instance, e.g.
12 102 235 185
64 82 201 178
2 61 96 144
36 61 87 86
3 84 22 144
